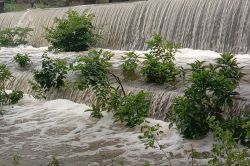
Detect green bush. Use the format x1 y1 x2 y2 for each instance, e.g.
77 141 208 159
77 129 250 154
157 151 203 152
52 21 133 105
121 51 139 80
45 10 97 52
28 81 46 100
170 53 244 139
14 53 31 68
139 121 172 165
74 49 150 125
74 49 113 90
0 64 13 89
221 112 250 147
86 103 104 119
0 64 23 115
0 27 32 47
208 116 248 166
7 90 23 104
114 91 150 127
33 53 68 92
74 49 114 118
141 34 183 84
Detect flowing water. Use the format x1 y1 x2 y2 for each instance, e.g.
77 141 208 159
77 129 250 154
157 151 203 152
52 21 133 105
0 46 250 165
1 0 250 53
0 95 214 166
1 0 250 164
1 46 250 120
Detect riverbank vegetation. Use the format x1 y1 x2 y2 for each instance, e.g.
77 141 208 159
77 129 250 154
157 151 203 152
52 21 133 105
3 0 70 13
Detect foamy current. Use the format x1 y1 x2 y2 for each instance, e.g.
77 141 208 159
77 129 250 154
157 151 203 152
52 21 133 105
0 94 212 166
0 46 250 165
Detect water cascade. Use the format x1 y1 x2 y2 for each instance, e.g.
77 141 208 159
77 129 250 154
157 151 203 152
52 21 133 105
1 47 250 120
1 0 250 53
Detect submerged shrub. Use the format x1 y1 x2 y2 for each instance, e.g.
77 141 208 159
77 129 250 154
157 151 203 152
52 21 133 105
33 53 68 92
141 34 183 84
170 53 244 139
0 27 32 47
221 112 250 148
28 81 46 100
114 91 150 127
14 53 31 68
74 49 150 125
45 10 97 52
208 116 248 166
74 49 113 90
0 64 23 114
0 64 13 89
74 49 114 118
121 51 140 80
47 156 59 166
8 90 23 104
139 121 173 165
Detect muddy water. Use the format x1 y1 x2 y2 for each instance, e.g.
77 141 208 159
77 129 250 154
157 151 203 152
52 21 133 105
0 95 212 166
0 46 250 165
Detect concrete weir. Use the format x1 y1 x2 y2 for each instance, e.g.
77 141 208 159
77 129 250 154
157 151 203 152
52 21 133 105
1 0 250 53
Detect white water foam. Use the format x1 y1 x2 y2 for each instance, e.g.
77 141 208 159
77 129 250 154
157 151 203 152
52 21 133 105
0 46 249 165
0 94 213 166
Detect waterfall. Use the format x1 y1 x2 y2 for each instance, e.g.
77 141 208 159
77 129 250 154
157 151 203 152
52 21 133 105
4 71 180 120
4 71 250 120
1 0 250 53
6 71 181 120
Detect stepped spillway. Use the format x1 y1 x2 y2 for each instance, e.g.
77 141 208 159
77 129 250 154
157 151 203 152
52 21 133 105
1 0 250 53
